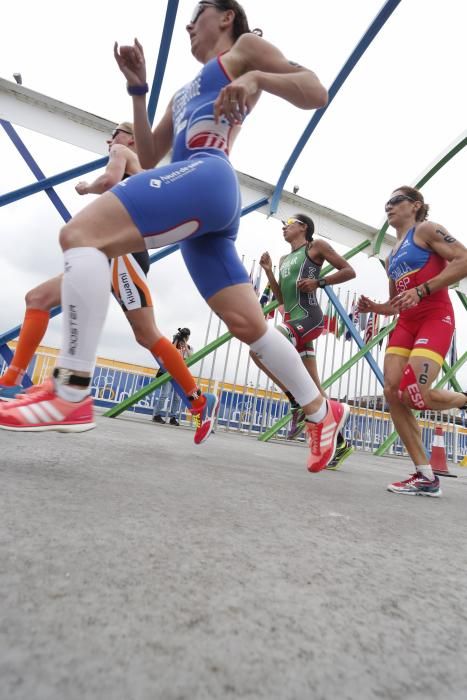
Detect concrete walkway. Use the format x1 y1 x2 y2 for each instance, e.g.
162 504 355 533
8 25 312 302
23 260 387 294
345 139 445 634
1 412 466 700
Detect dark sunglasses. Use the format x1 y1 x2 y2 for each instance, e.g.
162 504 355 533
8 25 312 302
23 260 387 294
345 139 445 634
385 194 415 210
111 128 132 139
190 1 219 24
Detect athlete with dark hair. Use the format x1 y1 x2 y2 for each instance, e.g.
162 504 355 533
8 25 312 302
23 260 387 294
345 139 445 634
0 1 350 472
359 186 467 496
252 214 355 467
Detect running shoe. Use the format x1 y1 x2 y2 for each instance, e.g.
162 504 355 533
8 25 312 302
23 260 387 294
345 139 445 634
306 400 350 473
0 379 95 432
0 384 24 401
387 472 442 497
326 440 354 470
288 409 306 440
190 392 219 445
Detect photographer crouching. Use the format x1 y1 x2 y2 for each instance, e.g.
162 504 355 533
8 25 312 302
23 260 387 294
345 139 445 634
152 328 193 426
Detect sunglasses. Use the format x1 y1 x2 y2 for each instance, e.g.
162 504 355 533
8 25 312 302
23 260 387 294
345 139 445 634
282 218 305 227
385 194 415 210
190 1 218 24
111 128 132 139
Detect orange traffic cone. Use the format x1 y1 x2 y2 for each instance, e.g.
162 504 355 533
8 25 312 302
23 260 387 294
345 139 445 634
430 425 457 478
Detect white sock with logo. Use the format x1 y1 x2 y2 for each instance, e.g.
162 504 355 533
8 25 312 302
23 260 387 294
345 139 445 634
250 326 320 406
57 247 111 374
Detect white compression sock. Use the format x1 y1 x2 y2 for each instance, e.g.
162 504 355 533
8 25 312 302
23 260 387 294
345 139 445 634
250 326 320 407
57 247 111 373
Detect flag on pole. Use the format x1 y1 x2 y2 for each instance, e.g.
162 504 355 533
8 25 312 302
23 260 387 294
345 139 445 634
364 312 380 345
249 261 262 296
259 283 275 319
345 299 360 341
323 301 343 337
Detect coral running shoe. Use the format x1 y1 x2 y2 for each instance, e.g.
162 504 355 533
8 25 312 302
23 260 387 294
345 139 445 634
190 392 219 445
0 379 95 432
387 472 442 497
306 400 350 473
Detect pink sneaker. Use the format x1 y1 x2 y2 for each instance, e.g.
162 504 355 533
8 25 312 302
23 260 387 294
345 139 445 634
0 379 95 432
306 400 350 473
190 392 219 445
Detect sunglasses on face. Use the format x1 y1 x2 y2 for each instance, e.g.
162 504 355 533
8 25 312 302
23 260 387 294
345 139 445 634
385 194 415 210
111 128 132 139
190 1 218 24
282 218 305 227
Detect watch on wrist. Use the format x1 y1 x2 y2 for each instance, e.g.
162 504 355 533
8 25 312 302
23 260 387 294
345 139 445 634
318 278 327 288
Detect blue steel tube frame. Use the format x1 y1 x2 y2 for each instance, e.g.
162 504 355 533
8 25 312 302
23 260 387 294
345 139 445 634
0 0 179 211
324 287 384 387
269 0 402 214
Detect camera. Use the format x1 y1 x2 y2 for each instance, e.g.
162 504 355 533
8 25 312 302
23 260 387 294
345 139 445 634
173 327 190 346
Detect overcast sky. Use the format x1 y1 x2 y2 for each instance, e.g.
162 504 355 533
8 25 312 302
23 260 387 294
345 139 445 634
1 0 466 386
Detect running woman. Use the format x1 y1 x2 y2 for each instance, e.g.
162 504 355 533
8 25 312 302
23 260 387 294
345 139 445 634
359 186 467 497
0 123 215 444
252 214 355 468
0 1 350 472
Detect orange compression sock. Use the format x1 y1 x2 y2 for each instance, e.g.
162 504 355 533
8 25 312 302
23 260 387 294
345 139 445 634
1 308 50 386
150 337 204 410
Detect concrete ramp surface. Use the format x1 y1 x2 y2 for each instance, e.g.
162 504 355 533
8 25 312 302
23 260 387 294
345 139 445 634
1 413 467 700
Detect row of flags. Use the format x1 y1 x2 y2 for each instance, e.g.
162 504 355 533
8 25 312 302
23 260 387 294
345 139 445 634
249 261 383 346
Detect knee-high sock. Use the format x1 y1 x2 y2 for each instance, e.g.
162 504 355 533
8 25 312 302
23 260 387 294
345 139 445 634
57 247 110 373
150 338 204 409
1 308 50 386
250 326 320 407
156 362 191 410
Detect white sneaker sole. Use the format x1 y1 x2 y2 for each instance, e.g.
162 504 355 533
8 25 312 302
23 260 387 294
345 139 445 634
0 422 96 433
387 485 442 497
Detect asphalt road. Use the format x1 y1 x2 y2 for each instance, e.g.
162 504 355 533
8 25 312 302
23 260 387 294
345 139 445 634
1 412 466 700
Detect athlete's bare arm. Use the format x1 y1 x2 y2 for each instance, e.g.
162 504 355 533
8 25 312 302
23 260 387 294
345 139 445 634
216 33 328 124
114 39 174 168
259 251 283 304
302 240 355 288
75 144 142 195
358 260 397 316
414 221 467 293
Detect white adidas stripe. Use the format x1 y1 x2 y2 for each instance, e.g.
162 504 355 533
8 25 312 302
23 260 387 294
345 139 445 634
19 401 65 423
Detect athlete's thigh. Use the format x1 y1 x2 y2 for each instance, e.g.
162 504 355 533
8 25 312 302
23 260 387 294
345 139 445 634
111 253 153 312
64 192 145 257
383 353 407 390
410 315 454 368
111 156 240 249
181 232 249 300
406 354 441 392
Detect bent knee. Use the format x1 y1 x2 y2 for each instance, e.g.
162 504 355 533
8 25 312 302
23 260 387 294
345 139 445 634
59 221 90 251
25 287 49 310
383 382 400 405
224 314 266 345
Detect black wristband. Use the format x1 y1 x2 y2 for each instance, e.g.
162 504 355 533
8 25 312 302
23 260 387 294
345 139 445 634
127 83 149 96
424 282 431 296
415 287 424 300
